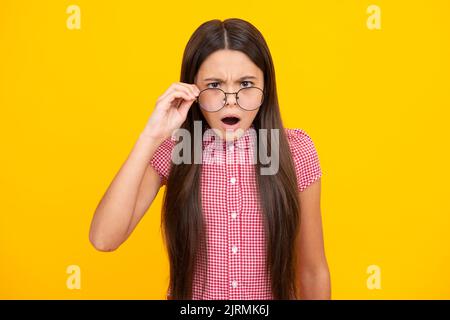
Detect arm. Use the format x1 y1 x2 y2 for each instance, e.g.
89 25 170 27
295 177 331 299
89 82 200 252
89 132 164 252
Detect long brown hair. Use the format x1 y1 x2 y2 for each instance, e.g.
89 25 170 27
161 18 301 299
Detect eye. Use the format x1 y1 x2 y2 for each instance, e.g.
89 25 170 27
241 81 254 88
207 82 220 88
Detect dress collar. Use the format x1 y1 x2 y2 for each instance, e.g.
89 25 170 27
203 123 257 150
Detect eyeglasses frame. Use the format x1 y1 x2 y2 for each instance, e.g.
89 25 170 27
194 86 265 112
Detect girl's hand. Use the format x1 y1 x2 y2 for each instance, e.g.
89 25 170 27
143 82 200 141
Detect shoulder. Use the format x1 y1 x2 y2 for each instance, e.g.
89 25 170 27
284 128 319 159
284 128 323 192
152 136 177 162
149 136 177 186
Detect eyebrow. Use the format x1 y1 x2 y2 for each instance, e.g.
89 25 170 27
202 75 258 82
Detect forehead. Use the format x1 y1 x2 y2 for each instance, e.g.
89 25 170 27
197 49 263 79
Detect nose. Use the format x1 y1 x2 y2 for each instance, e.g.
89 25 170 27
224 92 238 106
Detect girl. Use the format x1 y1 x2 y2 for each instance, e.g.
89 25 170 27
89 18 330 300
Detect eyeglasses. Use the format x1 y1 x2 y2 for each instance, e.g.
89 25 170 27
195 87 264 112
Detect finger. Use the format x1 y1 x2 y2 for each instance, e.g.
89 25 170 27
177 82 200 97
158 83 196 102
177 97 195 120
158 90 195 111
191 83 201 95
156 83 176 102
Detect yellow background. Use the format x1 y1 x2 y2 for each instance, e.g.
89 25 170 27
1 0 449 299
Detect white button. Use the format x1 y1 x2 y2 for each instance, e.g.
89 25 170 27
232 246 238 254
230 177 236 184
232 280 238 288
229 145 234 152
231 212 237 219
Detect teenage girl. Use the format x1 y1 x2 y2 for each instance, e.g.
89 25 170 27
89 18 330 300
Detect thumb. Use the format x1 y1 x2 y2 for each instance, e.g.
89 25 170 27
177 98 195 120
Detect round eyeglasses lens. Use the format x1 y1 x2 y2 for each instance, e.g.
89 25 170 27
197 89 225 112
237 87 264 110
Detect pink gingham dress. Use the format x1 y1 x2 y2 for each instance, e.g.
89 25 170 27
149 124 322 300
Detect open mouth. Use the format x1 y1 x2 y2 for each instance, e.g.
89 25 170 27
221 116 241 126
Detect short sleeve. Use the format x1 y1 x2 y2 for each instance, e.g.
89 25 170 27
286 128 323 192
149 137 176 186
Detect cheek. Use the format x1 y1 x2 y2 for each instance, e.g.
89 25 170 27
201 111 220 125
243 110 259 123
